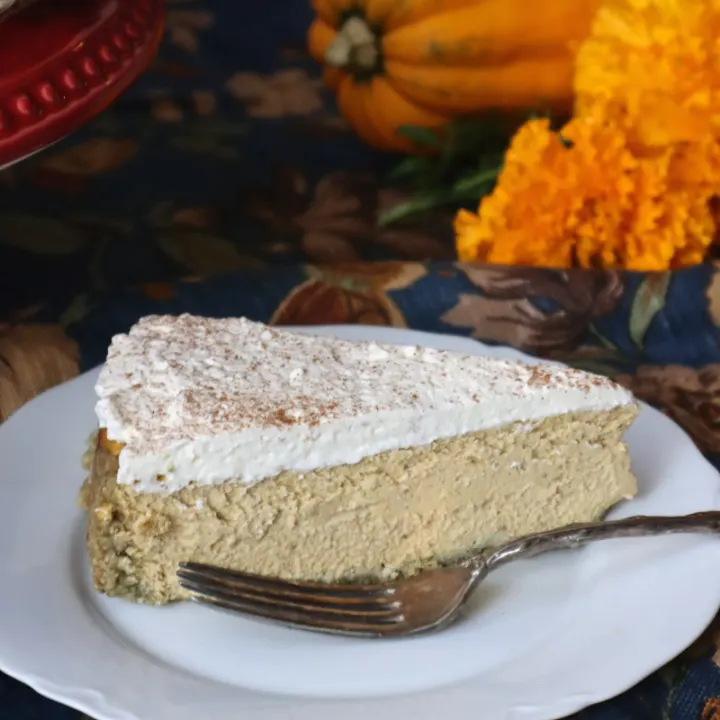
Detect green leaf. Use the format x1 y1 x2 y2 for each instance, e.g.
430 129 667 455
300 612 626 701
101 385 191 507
158 231 262 274
379 166 499 226
378 191 453 226
396 124 442 149
380 115 514 225
629 273 671 350
0 215 86 255
451 168 500 195
385 157 426 183
445 116 504 154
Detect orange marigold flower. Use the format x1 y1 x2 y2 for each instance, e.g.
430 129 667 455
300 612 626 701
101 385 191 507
456 0 720 270
574 0 720 148
455 118 719 271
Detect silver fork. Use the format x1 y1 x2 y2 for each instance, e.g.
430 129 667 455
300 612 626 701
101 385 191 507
177 511 720 638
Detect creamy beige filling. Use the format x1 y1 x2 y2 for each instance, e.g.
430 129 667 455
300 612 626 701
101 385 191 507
80 407 638 605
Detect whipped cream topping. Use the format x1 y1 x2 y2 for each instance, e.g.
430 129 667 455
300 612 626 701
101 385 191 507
95 315 635 493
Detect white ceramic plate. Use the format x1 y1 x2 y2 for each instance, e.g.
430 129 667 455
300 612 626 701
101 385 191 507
1 325 720 720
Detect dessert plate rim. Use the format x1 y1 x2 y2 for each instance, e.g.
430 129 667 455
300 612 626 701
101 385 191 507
0 324 719 720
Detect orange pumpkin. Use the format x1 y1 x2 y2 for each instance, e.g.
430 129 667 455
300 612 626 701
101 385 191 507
308 0 603 151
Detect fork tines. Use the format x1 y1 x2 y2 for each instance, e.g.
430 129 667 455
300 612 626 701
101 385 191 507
177 562 404 636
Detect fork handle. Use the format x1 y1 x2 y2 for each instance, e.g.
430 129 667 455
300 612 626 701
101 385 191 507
479 511 720 572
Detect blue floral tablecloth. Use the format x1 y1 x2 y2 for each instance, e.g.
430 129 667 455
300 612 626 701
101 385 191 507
1 0 720 718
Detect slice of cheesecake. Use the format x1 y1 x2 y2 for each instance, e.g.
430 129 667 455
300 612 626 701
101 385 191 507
80 314 639 605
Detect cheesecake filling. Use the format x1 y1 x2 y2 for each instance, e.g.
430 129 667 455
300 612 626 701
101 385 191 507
81 407 639 605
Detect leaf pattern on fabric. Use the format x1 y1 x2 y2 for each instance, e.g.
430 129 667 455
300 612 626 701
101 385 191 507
34 140 139 176
243 168 454 263
165 6 214 52
443 264 624 353
141 283 177 301
158 230 264 273
227 70 324 118
615 365 720 454
271 262 426 326
629 273 671 350
703 698 720 720
709 262 720 328
0 215 87 255
0 324 79 422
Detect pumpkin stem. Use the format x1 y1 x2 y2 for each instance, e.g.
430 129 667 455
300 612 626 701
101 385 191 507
325 16 381 77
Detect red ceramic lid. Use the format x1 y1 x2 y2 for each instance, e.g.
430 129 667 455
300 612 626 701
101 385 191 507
0 0 163 168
